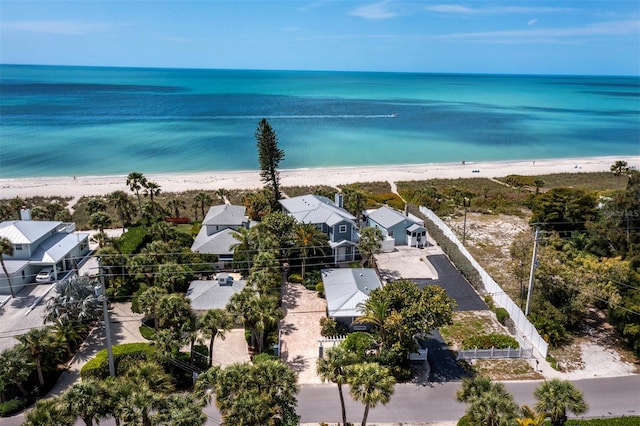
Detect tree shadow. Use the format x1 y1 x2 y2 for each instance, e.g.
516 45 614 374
285 354 308 375
425 330 472 383
281 282 302 310
280 322 297 336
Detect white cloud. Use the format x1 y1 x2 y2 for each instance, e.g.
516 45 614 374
439 20 640 42
1 20 114 36
350 1 397 20
425 4 572 15
528 19 538 26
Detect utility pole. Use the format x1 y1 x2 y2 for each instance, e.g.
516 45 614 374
97 257 115 377
524 226 540 317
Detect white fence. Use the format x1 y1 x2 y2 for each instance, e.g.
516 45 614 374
419 207 549 358
457 346 533 360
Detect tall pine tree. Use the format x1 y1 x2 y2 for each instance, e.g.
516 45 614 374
255 119 285 208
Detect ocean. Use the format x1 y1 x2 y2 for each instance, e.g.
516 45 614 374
1 64 638 178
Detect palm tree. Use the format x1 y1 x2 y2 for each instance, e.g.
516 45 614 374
194 191 212 220
353 297 390 349
534 379 588 425
53 318 86 357
167 198 186 218
216 188 229 204
230 226 256 271
358 226 383 267
611 160 630 188
143 181 162 216
126 171 147 216
124 360 174 394
466 389 519 426
317 345 357 426
348 362 396 426
199 309 233 367
86 197 107 215
108 190 134 231
0 236 15 297
518 405 546 426
291 222 328 279
61 380 108 426
137 286 168 330
45 276 102 324
152 394 207 426
89 211 112 235
17 326 61 387
456 376 495 403
0 345 33 396
23 398 74 426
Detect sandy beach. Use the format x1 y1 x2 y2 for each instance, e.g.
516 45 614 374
1 156 638 200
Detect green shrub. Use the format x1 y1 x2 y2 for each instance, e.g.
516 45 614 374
252 353 278 364
319 317 348 337
315 282 325 298
302 270 321 290
457 414 473 426
496 307 509 325
81 342 156 379
192 344 209 370
117 225 150 254
0 399 28 417
288 273 303 283
484 295 495 310
503 174 536 188
139 324 155 340
462 333 519 349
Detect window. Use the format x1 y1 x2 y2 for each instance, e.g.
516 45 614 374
339 224 347 233
14 244 22 251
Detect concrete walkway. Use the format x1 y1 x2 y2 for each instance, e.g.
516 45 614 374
279 282 326 384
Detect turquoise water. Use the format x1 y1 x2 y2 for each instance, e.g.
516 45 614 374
0 65 638 178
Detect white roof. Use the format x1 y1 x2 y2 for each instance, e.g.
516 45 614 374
322 268 382 318
191 227 238 256
279 195 355 226
203 205 248 226
0 221 62 244
186 279 246 311
31 232 89 263
365 205 422 229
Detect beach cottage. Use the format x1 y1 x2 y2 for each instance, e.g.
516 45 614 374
321 268 382 330
363 205 427 251
279 194 359 263
191 205 251 269
0 211 90 295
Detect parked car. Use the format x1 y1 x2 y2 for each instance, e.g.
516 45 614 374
35 266 55 283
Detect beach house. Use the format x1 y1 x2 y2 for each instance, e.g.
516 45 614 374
191 204 251 268
363 205 427 251
0 211 90 296
279 194 359 263
321 268 382 330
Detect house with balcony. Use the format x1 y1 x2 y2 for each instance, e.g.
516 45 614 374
363 205 427 251
279 194 359 263
0 212 90 296
191 204 251 268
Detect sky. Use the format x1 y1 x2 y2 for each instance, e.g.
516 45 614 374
1 0 639 75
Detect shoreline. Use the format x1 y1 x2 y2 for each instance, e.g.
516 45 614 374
1 155 638 200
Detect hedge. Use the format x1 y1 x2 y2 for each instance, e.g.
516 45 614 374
0 399 28 417
80 342 156 379
496 307 509 325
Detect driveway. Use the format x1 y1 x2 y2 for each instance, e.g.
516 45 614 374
279 282 326 384
422 254 487 311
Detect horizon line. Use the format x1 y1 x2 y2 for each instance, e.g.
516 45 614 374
1 62 638 79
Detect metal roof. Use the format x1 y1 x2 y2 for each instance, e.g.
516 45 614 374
191 227 237 255
322 268 382 318
0 221 62 244
30 232 89 263
279 195 355 226
202 205 248 226
366 205 409 229
186 279 246 311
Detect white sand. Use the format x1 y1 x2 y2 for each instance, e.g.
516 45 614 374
1 156 638 200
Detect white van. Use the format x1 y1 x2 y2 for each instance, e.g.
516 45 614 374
36 267 55 283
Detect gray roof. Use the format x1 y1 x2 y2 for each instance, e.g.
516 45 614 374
191 227 237 256
29 232 89 263
186 279 246 311
365 205 412 229
203 205 248 226
407 223 426 232
0 221 62 244
322 268 382 318
279 195 355 226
